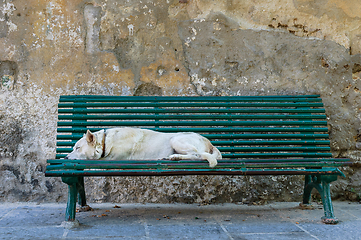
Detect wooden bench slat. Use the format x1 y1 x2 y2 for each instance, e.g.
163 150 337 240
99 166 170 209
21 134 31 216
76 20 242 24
45 167 344 177
201 133 330 139
59 108 326 114
214 140 331 145
47 158 349 163
57 120 328 127
56 152 333 159
56 127 329 134
223 153 333 158
57 133 330 140
46 161 349 171
58 114 327 120
59 95 323 102
56 140 331 147
58 102 324 108
217 146 331 152
50 158 348 163
55 146 331 153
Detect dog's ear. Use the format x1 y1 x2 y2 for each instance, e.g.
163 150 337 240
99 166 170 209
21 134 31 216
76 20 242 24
86 130 95 144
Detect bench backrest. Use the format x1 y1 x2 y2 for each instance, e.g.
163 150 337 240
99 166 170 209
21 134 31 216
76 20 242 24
56 95 331 160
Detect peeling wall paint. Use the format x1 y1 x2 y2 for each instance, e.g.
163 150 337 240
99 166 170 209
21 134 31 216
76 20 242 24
0 0 361 204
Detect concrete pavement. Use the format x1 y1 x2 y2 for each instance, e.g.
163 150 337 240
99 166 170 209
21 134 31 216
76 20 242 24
0 201 360 239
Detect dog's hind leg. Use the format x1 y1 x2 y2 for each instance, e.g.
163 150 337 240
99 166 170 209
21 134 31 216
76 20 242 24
169 134 218 167
168 143 218 168
168 152 217 168
168 153 200 160
199 152 218 168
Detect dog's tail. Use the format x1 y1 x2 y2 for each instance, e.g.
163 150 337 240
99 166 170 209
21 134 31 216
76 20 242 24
200 145 222 168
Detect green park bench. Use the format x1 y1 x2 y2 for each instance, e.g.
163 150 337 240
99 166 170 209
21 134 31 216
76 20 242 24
45 95 352 224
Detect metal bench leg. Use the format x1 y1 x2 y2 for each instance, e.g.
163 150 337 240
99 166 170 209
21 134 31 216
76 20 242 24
302 175 338 224
301 175 323 209
320 175 338 224
76 177 92 212
302 175 313 205
61 177 79 222
77 177 87 207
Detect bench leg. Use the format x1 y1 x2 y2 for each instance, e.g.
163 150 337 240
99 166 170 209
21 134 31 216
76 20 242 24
302 175 314 205
77 177 87 207
302 175 323 204
319 176 338 224
302 175 338 224
61 177 79 222
76 177 92 212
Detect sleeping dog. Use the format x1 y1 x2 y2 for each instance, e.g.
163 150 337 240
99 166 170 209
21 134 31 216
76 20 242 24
65 127 222 167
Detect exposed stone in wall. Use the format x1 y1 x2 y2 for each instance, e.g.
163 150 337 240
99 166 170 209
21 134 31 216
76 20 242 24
84 4 102 54
173 0 361 53
178 16 360 151
134 82 162 96
84 175 304 204
0 60 17 90
0 0 360 204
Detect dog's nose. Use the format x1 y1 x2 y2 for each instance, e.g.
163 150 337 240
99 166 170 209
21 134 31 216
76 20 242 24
64 156 68 159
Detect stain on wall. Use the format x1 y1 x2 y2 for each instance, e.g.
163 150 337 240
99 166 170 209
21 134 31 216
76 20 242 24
0 0 360 204
0 60 17 90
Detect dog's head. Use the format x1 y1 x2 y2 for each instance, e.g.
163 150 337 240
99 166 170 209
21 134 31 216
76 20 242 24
65 130 105 160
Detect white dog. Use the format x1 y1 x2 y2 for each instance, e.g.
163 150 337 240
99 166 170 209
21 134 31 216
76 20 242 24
65 127 222 167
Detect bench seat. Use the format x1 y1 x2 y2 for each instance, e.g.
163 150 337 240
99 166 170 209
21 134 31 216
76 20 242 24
46 159 347 176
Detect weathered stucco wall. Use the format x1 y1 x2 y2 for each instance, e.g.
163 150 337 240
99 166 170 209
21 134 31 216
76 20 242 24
0 0 361 204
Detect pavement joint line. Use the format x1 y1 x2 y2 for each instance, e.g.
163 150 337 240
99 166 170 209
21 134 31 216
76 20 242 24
0 225 66 229
142 219 150 240
62 229 69 239
338 208 360 220
237 231 310 236
269 203 320 239
61 237 105 239
0 206 17 221
212 214 234 240
293 222 319 240
219 223 235 240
